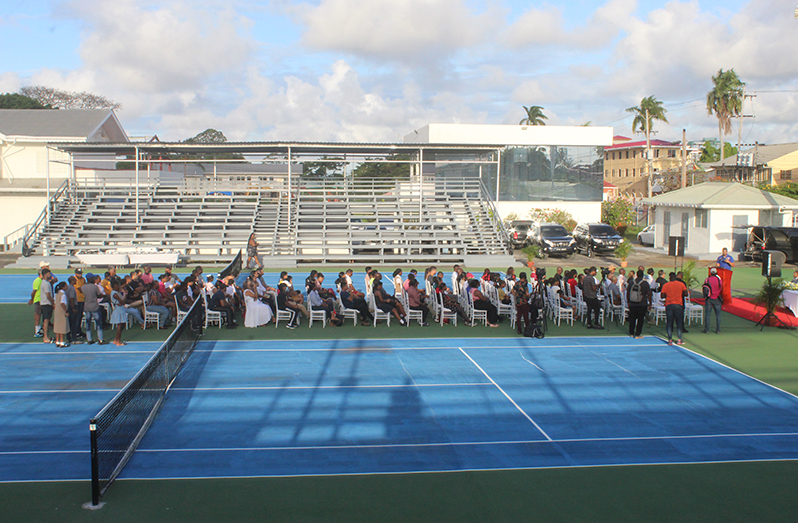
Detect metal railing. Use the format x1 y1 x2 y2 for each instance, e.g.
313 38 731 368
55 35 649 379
2 223 31 253
21 179 70 257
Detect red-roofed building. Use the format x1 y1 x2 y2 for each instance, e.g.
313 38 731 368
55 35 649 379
603 180 619 201
603 139 686 196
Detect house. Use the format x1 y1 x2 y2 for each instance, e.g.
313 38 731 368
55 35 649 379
642 182 798 257
603 138 700 196
710 142 798 186
0 109 129 247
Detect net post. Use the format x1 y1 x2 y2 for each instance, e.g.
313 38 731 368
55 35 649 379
89 420 100 506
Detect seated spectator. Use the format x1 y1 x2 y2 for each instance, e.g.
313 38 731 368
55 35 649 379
309 284 335 319
406 279 429 326
436 281 470 325
243 280 273 327
468 279 500 327
372 280 406 325
276 283 300 329
340 283 373 326
210 282 237 329
141 265 154 285
146 282 172 329
607 275 622 306
174 281 194 312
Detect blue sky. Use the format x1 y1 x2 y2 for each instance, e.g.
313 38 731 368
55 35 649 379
1 0 796 145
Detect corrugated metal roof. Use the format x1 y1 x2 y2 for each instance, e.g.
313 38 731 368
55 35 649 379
711 142 798 167
643 182 798 208
605 139 678 150
0 109 111 138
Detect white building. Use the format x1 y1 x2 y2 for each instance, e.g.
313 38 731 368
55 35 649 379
643 182 798 257
405 123 613 223
0 109 128 247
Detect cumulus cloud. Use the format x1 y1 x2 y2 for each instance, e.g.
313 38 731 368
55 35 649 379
504 0 635 49
296 0 497 62
61 0 253 92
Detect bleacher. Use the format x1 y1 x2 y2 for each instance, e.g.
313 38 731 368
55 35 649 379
26 175 513 265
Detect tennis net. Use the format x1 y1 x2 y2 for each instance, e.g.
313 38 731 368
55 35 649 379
89 297 204 505
218 249 243 280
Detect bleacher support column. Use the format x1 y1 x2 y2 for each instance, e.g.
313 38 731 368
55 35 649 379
287 146 292 230
45 146 50 256
418 147 423 221
135 146 139 226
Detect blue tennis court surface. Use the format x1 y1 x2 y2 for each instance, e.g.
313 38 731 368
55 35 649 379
2 337 798 483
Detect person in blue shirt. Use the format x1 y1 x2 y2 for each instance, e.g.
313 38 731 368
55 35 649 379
716 247 735 271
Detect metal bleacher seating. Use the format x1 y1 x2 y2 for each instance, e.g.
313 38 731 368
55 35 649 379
26 174 512 265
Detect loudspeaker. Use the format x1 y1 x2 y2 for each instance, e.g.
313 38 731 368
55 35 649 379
668 236 685 257
761 250 787 278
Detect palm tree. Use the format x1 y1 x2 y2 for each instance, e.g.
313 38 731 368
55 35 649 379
626 96 668 197
519 105 548 126
706 68 745 164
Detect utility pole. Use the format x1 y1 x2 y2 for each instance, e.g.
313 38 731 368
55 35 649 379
736 87 756 182
645 107 652 198
681 129 687 189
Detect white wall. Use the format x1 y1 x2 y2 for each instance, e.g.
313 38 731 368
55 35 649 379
496 201 601 225
0 195 47 240
404 123 613 147
0 141 71 179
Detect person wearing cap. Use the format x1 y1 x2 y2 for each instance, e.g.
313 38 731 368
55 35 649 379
29 266 45 337
703 267 723 334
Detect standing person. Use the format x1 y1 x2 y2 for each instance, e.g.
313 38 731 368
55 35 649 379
73 268 87 339
29 267 44 338
716 247 735 271
392 269 404 296
53 282 70 347
39 268 54 344
702 267 723 334
583 266 603 330
513 273 532 334
66 276 82 345
82 274 107 344
617 268 627 294
247 233 262 269
626 269 651 339
109 278 132 346
661 272 688 346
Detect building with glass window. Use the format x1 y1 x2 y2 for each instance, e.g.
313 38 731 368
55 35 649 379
404 123 612 223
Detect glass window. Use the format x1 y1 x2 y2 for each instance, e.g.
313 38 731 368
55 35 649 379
625 150 629 159
781 170 792 180
695 209 708 228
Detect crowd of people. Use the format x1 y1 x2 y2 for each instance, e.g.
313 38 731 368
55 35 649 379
29 257 738 345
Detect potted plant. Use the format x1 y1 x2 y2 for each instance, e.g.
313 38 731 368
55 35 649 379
614 240 634 268
522 244 540 268
753 278 786 327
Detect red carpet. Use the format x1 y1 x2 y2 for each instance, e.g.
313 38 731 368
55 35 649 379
693 297 798 327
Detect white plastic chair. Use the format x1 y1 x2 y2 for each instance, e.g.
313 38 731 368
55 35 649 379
336 294 360 326
142 294 160 330
273 294 296 328
367 292 391 327
308 295 326 328
401 291 424 327
436 291 458 326
467 291 488 327
202 289 222 329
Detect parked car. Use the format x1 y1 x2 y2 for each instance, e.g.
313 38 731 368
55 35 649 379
743 225 798 263
637 224 656 246
529 223 576 258
507 220 535 249
572 222 625 257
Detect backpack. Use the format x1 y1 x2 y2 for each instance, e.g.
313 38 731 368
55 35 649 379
702 282 711 299
523 323 545 339
629 280 643 303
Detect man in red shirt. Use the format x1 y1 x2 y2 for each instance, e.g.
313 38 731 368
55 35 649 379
660 272 688 346
702 267 723 334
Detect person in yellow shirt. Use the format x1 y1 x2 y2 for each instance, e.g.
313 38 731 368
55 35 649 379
73 268 86 339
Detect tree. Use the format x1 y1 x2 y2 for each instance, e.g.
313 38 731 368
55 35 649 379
761 182 798 201
527 208 577 232
185 128 228 143
706 69 745 164
519 105 548 126
302 157 346 177
19 85 122 110
601 198 635 229
0 93 49 109
352 154 411 180
699 141 737 163
182 129 243 161
626 96 668 197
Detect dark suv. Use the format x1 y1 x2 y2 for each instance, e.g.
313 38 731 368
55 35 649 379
743 226 798 263
529 223 576 258
572 223 624 257
507 220 534 249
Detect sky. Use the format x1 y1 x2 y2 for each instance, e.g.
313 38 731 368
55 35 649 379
1 0 797 146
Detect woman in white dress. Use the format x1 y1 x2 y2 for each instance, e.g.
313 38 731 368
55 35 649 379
244 280 273 327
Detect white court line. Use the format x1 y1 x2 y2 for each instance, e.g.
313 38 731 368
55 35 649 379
171 382 493 392
0 389 120 394
0 351 156 356
6 431 798 458
186 343 666 353
458 347 553 441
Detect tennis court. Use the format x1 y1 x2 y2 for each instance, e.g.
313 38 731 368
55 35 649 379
3 336 798 487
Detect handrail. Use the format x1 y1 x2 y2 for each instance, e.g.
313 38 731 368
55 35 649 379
478 177 513 254
21 179 69 257
2 223 31 253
